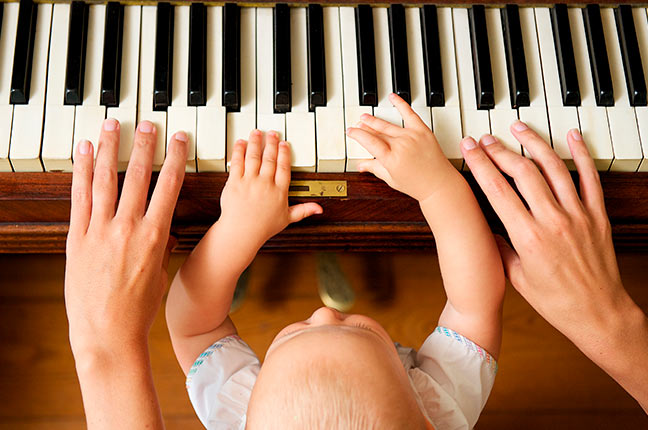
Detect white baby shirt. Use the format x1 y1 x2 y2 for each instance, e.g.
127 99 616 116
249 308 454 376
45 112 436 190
186 327 498 430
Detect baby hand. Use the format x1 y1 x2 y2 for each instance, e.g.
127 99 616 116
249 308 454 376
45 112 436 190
346 93 455 202
219 130 322 249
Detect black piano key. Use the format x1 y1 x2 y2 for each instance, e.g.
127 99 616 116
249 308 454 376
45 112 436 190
583 5 614 107
420 5 444 107
100 2 124 107
615 5 647 106
501 5 530 108
188 3 207 106
153 2 173 111
468 5 494 110
64 1 88 106
551 4 580 106
307 4 326 112
10 0 38 104
274 3 291 113
355 4 377 106
222 3 240 111
388 4 411 105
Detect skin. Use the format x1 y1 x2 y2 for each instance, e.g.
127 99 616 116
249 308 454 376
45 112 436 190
460 122 648 413
65 119 188 429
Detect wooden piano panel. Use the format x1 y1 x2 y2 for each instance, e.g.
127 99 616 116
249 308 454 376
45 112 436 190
1 172 647 252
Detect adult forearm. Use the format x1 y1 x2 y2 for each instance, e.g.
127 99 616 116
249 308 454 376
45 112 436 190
167 221 260 336
74 342 164 430
571 298 648 413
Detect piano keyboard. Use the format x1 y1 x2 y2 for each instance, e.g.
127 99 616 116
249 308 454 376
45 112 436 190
1 2 647 173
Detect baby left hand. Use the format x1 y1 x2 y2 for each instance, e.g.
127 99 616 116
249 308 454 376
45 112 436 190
219 129 322 249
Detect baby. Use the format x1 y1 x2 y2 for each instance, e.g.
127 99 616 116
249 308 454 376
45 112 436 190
166 94 505 429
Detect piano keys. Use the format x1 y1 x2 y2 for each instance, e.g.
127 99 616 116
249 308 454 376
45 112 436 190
0 4 647 173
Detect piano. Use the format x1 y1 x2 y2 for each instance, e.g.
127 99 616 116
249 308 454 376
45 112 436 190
1 0 647 252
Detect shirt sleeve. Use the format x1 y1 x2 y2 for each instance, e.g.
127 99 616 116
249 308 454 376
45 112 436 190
185 335 260 430
411 326 498 429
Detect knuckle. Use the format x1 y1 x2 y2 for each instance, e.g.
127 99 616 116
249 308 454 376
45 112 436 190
488 176 510 197
127 163 149 181
72 188 89 204
544 155 565 172
94 166 116 188
113 218 135 238
514 159 536 177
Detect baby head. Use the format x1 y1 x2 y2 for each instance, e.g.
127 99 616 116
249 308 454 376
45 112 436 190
246 307 432 429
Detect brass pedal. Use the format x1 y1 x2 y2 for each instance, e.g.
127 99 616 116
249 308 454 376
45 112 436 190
316 253 355 312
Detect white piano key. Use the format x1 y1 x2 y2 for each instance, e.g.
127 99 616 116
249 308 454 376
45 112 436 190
433 8 463 169
373 7 401 126
197 6 226 172
601 8 642 172
256 7 285 139
285 7 315 172
42 3 75 172
9 4 52 172
226 7 256 171
167 6 196 172
138 6 166 170
405 7 432 130
340 7 372 171
634 7 648 172
535 7 579 161
73 5 107 157
107 5 141 171
487 7 521 154
570 8 613 171
518 7 551 149
0 2 19 171
453 8 490 146
316 7 345 172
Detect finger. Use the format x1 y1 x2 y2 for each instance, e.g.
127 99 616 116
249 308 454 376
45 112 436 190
567 128 607 219
494 235 525 291
229 139 247 178
510 121 582 213
388 93 425 129
288 202 323 224
259 131 279 179
275 141 292 188
116 121 157 219
357 159 393 185
461 137 534 230
478 134 560 218
244 129 263 176
146 132 188 230
345 127 390 160
69 139 94 237
359 113 402 136
90 118 121 222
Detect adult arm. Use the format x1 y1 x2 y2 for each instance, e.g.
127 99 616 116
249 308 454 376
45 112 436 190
65 119 188 428
461 121 648 412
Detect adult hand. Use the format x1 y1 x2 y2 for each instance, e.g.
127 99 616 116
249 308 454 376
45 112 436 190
64 118 188 428
461 122 648 412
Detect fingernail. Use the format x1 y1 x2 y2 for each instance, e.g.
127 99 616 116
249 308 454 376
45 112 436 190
481 135 497 146
269 130 278 138
570 128 582 141
315 207 323 215
175 131 188 142
512 121 528 132
78 139 91 155
103 118 118 131
360 113 370 120
346 127 353 135
235 139 246 145
253 129 262 136
355 121 364 128
138 121 153 134
462 137 477 150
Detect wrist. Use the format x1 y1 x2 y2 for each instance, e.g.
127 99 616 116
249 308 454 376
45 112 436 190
73 337 150 378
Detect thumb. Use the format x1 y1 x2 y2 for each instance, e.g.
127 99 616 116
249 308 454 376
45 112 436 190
357 159 393 185
494 234 524 289
288 202 323 224
162 235 178 272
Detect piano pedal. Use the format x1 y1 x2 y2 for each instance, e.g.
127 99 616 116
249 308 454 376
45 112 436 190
230 265 252 314
316 253 355 312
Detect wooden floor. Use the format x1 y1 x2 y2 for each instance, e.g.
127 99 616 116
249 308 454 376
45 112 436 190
0 251 646 429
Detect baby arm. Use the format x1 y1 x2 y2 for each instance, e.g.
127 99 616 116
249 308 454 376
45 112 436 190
346 94 505 358
166 130 322 373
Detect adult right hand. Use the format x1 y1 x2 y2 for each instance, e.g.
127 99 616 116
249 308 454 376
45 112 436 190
461 122 648 412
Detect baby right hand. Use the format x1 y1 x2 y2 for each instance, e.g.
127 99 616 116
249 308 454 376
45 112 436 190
346 93 456 202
